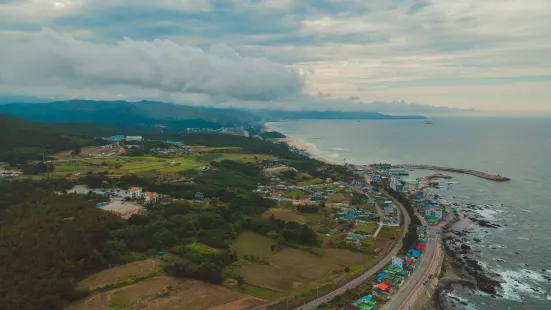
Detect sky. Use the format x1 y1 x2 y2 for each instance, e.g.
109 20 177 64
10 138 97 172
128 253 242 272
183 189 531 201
0 0 550 114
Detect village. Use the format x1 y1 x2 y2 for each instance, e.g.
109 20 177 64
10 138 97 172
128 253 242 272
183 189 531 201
5 131 456 310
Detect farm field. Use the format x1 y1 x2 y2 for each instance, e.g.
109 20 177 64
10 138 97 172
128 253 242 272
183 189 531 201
69 276 267 310
54 156 204 175
356 223 379 234
236 247 372 294
378 226 400 239
233 231 277 260
262 208 326 227
195 153 277 164
78 259 159 291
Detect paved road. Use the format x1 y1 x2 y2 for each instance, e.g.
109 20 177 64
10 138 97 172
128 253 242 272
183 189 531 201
385 231 440 310
294 186 411 310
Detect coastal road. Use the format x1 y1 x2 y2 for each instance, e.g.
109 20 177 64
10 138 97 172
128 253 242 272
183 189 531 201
294 186 411 310
385 230 441 310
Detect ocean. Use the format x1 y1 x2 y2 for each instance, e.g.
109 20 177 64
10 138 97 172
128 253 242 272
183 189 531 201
267 118 551 309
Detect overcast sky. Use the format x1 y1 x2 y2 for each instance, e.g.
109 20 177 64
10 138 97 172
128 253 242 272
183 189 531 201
0 0 550 114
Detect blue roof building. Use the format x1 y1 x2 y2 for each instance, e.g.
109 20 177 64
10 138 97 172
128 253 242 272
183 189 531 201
407 249 421 259
109 134 124 142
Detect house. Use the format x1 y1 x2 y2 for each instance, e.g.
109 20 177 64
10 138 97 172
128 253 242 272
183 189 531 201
345 233 363 246
127 187 143 199
143 192 158 204
407 249 421 259
391 256 405 269
326 177 333 183
194 192 205 200
352 295 377 310
372 282 390 295
275 184 287 191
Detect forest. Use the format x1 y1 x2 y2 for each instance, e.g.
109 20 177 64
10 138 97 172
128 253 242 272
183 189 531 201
385 187 421 253
0 114 102 164
0 160 320 309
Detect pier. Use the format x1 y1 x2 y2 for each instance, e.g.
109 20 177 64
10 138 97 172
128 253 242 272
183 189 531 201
396 164 510 181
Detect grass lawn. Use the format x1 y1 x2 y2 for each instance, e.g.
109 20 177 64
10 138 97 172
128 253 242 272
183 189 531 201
55 164 91 172
281 190 302 199
216 153 269 163
263 208 326 227
328 193 346 203
229 282 287 300
233 231 277 260
296 178 325 186
159 159 202 172
195 153 224 161
378 226 400 239
356 223 379 234
127 156 167 162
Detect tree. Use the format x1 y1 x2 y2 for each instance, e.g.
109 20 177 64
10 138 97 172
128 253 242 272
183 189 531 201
235 275 245 285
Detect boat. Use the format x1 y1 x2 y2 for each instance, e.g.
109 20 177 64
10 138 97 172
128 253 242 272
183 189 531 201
425 120 433 124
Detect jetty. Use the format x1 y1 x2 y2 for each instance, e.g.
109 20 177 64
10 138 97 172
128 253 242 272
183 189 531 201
396 164 510 181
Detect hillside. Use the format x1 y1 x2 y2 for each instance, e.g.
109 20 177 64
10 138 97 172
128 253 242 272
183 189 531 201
0 114 101 163
0 100 260 131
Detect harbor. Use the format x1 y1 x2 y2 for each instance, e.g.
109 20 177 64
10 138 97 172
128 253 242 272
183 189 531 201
395 164 510 182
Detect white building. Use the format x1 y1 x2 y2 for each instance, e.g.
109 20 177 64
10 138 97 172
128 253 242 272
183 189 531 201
125 136 143 142
127 187 142 199
143 192 158 204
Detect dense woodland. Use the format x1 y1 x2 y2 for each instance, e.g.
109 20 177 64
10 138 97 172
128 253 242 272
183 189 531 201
0 114 102 164
0 160 320 309
386 187 421 253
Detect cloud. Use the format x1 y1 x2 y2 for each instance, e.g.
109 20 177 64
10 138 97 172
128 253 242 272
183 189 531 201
1 0 551 113
0 28 303 101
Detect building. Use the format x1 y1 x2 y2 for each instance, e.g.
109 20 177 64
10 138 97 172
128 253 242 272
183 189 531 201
391 256 405 268
390 177 404 192
407 249 421 259
109 135 125 142
386 168 409 176
125 136 143 142
166 140 182 146
423 203 445 222
402 179 420 192
195 192 205 200
127 187 142 199
143 192 158 204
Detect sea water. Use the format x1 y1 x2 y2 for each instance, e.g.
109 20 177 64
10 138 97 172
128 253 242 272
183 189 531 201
269 117 551 309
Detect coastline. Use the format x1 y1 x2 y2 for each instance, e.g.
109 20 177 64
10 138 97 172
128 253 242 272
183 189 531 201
263 122 338 165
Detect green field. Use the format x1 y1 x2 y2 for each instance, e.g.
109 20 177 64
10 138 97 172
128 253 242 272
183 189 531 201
233 231 277 260
379 226 399 239
54 155 204 175
356 223 379 234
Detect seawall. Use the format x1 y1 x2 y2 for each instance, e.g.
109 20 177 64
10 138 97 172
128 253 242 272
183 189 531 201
396 164 510 181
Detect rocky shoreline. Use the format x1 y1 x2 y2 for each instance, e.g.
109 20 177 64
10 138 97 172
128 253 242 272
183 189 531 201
425 198 505 309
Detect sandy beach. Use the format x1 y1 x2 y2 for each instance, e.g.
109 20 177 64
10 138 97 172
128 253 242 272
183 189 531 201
263 123 338 165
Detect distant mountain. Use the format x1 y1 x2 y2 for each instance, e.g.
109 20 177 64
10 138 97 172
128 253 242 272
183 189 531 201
0 100 260 131
0 95 51 104
248 110 426 121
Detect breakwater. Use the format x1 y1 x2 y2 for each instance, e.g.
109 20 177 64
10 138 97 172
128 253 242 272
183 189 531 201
396 164 510 181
